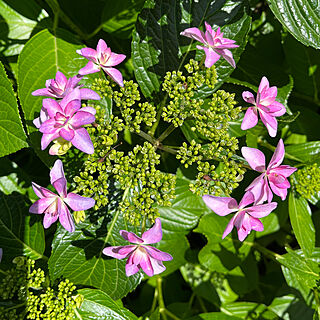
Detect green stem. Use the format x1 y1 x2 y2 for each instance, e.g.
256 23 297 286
0 269 7 275
150 287 158 314
136 130 156 144
157 124 176 143
5 302 25 311
197 296 208 313
157 276 168 320
141 215 147 234
149 98 167 136
164 309 182 320
158 145 178 155
74 308 83 319
250 241 282 263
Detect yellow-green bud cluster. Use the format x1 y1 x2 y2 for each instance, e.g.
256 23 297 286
0 308 23 320
176 140 203 168
296 163 320 199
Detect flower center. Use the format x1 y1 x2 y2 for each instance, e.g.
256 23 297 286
55 112 70 127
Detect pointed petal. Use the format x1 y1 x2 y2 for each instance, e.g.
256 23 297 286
180 27 206 43
29 198 55 214
242 91 256 105
259 110 278 137
149 257 166 275
39 119 57 134
80 107 96 115
222 214 236 239
64 193 95 211
58 201 75 232
241 107 258 130
268 101 286 116
41 132 60 150
71 127 94 154
66 75 82 90
272 165 297 177
202 47 221 68
64 100 81 117
125 254 140 276
139 251 154 277
96 39 108 58
55 71 67 87
78 61 101 75
246 175 268 204
141 218 162 244
219 48 236 68
32 88 53 97
43 213 58 229
249 216 264 232
70 111 95 128
245 202 278 218
60 88 81 110
145 246 172 261
53 177 67 198
241 146 266 172
77 47 98 61
103 67 124 87
60 127 75 141
120 230 143 244
50 160 64 186
269 173 290 189
202 195 238 216
106 53 126 67
32 182 57 199
268 139 285 169
258 76 269 93
79 88 100 100
103 245 136 259
42 99 63 117
238 191 255 208
269 181 288 200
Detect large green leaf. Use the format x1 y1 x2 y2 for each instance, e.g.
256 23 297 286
0 192 45 262
132 0 251 99
77 288 138 319
285 141 320 163
17 28 86 166
0 61 27 157
267 0 320 49
288 192 315 257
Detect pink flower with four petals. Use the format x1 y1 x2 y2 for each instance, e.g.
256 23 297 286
103 218 172 277
29 160 95 232
77 39 126 87
32 71 100 100
241 77 286 137
180 22 239 68
37 88 96 154
203 192 278 241
241 139 297 204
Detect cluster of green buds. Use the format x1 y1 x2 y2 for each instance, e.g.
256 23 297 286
295 163 320 200
0 257 79 319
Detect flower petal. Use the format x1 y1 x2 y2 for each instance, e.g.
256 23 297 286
149 257 166 275
258 76 269 94
202 47 221 68
29 198 55 214
202 195 238 216
79 88 100 100
53 177 67 198
42 99 63 117
249 216 264 232
242 91 256 105
269 181 288 200
125 254 140 276
106 52 126 67
238 191 255 208
71 127 94 154
80 107 96 115
259 110 278 137
222 214 236 239
103 245 136 259
145 246 172 261
269 173 290 189
41 132 60 150
141 218 162 244
70 111 95 128
31 182 57 199
61 88 81 111
241 146 266 172
55 71 67 88
64 193 95 211
272 165 297 177
268 139 285 169
77 47 98 61
64 100 81 117
60 127 75 141
102 67 124 87
218 48 236 68
32 88 52 97
78 61 101 76
241 107 258 130
43 213 58 229
120 230 144 244
39 119 57 134
50 159 65 185
139 251 154 277
58 201 75 232
245 202 278 218
180 27 206 44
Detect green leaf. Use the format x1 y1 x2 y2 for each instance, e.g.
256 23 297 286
278 248 320 303
0 192 45 262
17 28 86 166
195 214 252 274
0 0 48 57
267 0 320 49
77 288 138 319
132 0 251 99
0 61 27 157
187 312 241 320
288 192 315 257
285 141 320 163
48 209 142 300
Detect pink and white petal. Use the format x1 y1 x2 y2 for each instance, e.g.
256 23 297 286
268 101 286 117
103 67 124 87
238 191 255 209
80 106 96 115
41 131 60 150
125 255 140 276
42 99 63 117
258 76 269 94
237 226 250 242
70 111 95 128
241 146 266 172
64 193 95 211
60 127 75 141
79 88 101 100
268 173 290 189
246 176 268 205
268 139 285 169
43 213 58 229
222 215 237 239
203 47 221 68
29 197 56 214
269 180 288 200
202 195 238 216
145 246 173 261
205 30 214 46
50 159 65 185
53 177 67 198
241 107 258 131
76 48 98 61
31 182 56 199
204 22 213 34
242 91 256 105
96 39 109 58
259 86 277 106
180 27 206 43
246 202 278 218
55 71 67 87
141 218 162 244
249 216 264 232
139 252 154 277
60 88 81 110
71 128 94 154
259 110 278 137
66 75 82 90
64 100 81 117
78 61 101 76
39 119 57 134
149 257 166 275
33 117 41 129
120 230 144 244
32 88 52 97
103 245 136 259
58 201 75 232
106 53 126 67
272 165 297 177
218 48 236 68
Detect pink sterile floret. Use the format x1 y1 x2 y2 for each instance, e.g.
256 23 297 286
103 218 172 277
180 21 239 68
29 160 95 232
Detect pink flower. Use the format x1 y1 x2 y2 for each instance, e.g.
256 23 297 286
103 218 172 277
241 76 286 137
29 160 95 232
37 88 96 154
32 71 100 100
241 139 297 204
77 39 126 87
203 192 277 241
180 22 239 68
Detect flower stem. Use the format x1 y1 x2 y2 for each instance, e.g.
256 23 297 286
141 215 147 234
157 276 168 320
164 309 182 320
136 130 156 144
157 124 176 143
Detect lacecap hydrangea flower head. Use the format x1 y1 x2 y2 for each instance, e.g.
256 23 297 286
29 160 95 232
103 218 172 277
